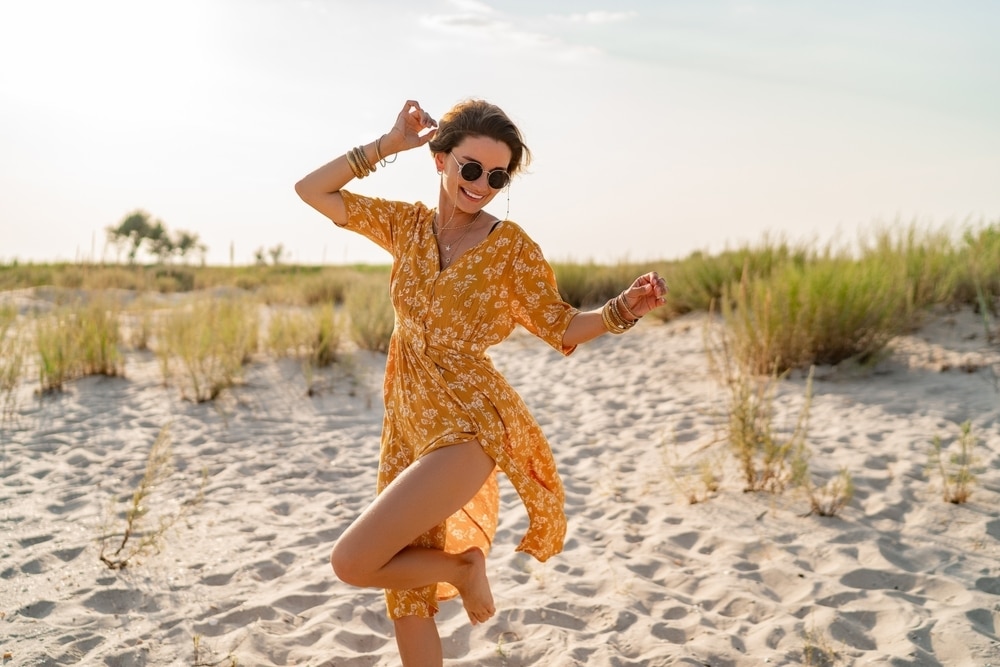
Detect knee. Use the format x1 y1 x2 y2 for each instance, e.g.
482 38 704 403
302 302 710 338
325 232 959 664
330 538 370 587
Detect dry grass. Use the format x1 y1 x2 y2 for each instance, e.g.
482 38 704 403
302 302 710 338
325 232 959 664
706 314 812 494
4 217 998 406
99 425 206 570
266 304 344 367
0 305 25 425
929 421 980 504
155 297 259 402
345 275 394 353
802 468 855 518
801 622 840 666
34 297 125 393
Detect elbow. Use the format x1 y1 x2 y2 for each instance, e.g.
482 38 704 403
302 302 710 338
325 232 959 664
294 178 311 203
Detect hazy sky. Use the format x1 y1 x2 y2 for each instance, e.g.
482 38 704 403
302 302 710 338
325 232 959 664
2 0 998 266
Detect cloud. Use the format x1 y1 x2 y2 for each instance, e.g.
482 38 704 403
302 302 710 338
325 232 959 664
446 0 495 13
418 4 602 61
562 10 638 24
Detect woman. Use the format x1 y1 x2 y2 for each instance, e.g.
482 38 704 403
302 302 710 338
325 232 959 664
295 99 667 666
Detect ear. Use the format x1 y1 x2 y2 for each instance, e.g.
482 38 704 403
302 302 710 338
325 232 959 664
433 152 447 174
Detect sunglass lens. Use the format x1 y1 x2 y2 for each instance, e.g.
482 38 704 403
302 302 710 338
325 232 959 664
488 171 509 189
460 162 483 182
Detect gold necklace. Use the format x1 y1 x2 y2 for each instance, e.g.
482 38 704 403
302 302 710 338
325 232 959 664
435 209 482 266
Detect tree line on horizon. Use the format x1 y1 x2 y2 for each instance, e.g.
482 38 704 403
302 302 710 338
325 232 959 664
106 210 206 266
106 210 294 267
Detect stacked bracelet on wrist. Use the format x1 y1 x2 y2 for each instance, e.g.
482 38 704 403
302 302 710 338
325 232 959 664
601 293 640 334
375 134 397 168
346 145 376 179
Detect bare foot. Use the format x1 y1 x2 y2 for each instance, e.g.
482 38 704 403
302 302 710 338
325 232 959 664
454 548 495 625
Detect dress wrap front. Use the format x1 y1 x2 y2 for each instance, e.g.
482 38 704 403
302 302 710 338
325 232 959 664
338 192 579 619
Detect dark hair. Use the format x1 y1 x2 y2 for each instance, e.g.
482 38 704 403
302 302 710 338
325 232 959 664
428 99 531 176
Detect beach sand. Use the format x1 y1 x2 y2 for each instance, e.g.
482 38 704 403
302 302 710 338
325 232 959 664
2 294 999 666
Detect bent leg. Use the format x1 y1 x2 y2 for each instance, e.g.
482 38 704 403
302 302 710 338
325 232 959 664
331 440 497 622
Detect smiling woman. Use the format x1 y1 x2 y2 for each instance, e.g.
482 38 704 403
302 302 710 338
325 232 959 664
294 98 668 666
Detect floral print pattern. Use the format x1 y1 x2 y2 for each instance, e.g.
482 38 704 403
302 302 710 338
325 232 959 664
339 191 579 619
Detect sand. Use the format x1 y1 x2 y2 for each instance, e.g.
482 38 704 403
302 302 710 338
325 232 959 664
2 294 999 666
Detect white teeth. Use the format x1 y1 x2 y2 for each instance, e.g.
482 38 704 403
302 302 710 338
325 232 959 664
462 187 484 201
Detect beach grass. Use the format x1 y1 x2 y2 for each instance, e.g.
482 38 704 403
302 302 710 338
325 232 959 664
3 217 997 394
99 425 175 570
266 304 344 367
802 467 855 518
720 256 912 375
929 420 981 504
33 297 125 393
0 305 24 423
552 261 650 308
706 314 812 495
155 297 259 402
345 274 394 353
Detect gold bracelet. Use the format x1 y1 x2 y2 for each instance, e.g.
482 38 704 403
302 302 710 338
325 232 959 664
601 302 619 334
609 297 636 331
618 293 640 321
352 147 371 177
345 149 365 179
355 146 375 175
602 299 630 334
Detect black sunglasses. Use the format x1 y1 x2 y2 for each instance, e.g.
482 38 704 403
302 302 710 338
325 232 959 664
450 153 510 190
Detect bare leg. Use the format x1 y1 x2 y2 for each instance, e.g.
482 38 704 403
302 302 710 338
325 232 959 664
394 616 442 667
330 440 497 623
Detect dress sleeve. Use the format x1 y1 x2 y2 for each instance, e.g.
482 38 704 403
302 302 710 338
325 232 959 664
339 190 416 257
508 231 580 356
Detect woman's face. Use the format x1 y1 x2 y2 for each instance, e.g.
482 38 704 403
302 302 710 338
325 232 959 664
435 135 513 214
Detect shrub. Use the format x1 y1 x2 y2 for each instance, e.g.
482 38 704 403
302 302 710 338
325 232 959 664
154 268 195 293
301 272 353 306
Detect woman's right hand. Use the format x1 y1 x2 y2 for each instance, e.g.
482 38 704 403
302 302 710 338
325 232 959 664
384 100 438 154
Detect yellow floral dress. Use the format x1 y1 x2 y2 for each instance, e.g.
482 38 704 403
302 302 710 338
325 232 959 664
339 191 579 619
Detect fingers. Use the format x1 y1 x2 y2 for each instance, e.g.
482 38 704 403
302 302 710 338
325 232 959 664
403 100 437 130
626 272 668 314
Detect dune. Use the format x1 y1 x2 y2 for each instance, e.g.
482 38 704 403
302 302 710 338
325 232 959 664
1 294 999 666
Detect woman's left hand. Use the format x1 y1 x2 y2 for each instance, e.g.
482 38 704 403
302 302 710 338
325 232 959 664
622 272 668 318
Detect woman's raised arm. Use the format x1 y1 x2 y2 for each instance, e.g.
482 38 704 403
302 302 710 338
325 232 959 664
294 100 438 225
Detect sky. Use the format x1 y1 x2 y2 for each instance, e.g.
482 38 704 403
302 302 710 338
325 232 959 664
1 0 999 266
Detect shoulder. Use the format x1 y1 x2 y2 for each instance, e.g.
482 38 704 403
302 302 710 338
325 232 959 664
492 219 537 248
342 191 431 221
